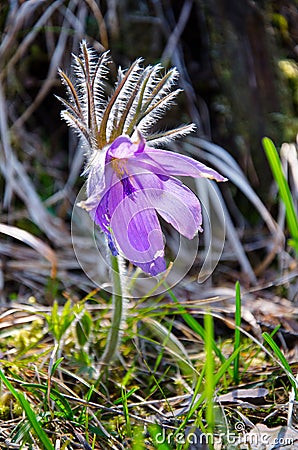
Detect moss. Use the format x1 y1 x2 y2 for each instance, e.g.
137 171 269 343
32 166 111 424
271 13 290 42
279 59 298 111
0 392 22 419
275 59 298 141
10 319 44 353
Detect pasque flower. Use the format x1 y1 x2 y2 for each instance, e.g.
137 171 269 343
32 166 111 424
58 41 226 276
80 134 226 275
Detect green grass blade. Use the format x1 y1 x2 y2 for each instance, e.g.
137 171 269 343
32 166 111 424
0 370 54 450
170 337 243 440
50 356 64 377
234 281 241 384
21 383 74 420
121 386 132 438
143 317 196 377
182 346 243 430
175 367 206 437
214 346 242 386
262 137 298 253
263 332 298 399
114 387 138 405
165 285 233 377
204 312 214 435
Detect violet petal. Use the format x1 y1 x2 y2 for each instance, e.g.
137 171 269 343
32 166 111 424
136 148 227 182
144 176 203 238
109 193 166 275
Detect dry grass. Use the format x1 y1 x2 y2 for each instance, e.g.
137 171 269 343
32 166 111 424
0 1 298 449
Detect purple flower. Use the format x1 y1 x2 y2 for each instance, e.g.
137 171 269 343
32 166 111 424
80 135 226 276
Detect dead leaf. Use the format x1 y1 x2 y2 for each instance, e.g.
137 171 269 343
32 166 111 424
0 223 57 278
218 388 268 406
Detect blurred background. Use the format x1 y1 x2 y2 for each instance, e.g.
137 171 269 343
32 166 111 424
0 0 297 301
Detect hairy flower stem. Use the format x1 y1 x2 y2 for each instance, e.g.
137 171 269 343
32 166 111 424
99 254 126 371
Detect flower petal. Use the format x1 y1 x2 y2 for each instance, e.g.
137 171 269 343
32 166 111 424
140 176 203 239
81 167 117 222
137 254 166 276
107 135 139 160
94 177 124 230
109 193 166 275
123 164 202 238
136 147 227 182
